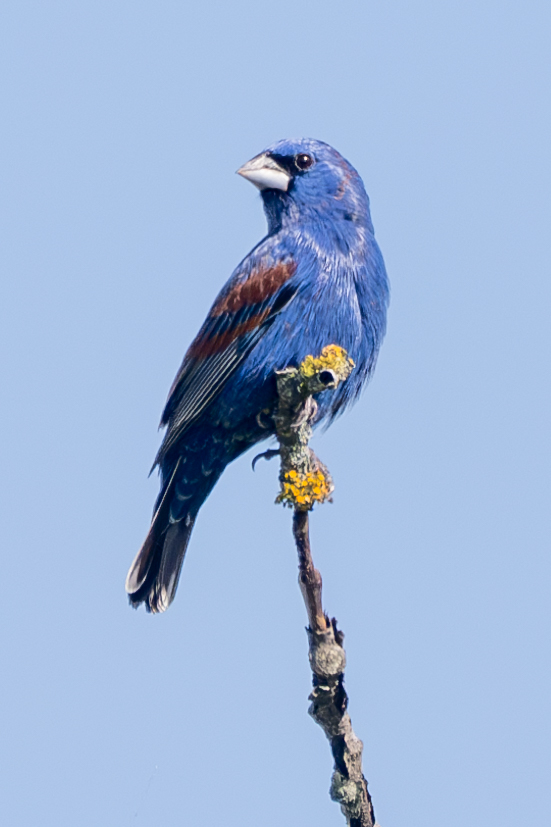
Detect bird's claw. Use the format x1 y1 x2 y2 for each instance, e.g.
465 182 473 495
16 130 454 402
252 448 280 471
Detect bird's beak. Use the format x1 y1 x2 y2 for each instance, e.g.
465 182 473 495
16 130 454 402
237 152 291 192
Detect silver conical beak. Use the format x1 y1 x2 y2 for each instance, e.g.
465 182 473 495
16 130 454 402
237 152 291 192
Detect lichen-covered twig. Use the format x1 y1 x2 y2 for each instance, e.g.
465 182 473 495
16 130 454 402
274 345 354 510
274 346 377 827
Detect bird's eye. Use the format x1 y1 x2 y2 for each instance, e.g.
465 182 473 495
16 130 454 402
295 153 314 171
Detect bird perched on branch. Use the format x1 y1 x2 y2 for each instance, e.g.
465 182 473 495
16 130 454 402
126 138 389 613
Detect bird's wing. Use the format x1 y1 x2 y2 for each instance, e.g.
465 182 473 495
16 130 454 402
154 256 298 466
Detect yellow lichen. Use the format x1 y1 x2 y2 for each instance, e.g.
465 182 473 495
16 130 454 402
276 468 332 510
299 345 355 381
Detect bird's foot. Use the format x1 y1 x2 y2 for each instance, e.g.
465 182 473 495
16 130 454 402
252 448 280 471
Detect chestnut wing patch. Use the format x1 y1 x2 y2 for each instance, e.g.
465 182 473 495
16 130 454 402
154 260 298 466
211 261 296 315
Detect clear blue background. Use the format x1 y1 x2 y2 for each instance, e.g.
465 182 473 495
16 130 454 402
1 2 549 825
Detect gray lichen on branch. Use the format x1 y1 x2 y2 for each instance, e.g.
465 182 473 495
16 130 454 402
274 345 354 510
273 345 377 827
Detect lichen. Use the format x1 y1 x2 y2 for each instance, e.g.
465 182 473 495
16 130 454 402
276 468 332 510
274 344 353 511
299 345 355 382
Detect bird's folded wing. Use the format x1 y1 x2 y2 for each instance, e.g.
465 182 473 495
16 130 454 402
153 258 298 466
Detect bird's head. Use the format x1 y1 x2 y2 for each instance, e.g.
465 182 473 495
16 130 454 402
237 138 372 234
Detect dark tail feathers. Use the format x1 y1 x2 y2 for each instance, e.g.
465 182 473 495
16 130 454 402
125 459 195 613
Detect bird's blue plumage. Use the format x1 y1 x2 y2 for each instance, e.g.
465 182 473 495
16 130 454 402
126 138 389 612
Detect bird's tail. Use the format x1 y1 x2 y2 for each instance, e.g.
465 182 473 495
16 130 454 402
125 455 220 613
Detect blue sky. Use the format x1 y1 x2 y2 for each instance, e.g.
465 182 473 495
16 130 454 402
1 1 550 825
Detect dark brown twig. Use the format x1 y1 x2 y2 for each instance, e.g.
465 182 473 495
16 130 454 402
292 509 327 633
273 347 377 827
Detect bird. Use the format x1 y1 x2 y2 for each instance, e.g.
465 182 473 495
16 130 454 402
125 138 389 613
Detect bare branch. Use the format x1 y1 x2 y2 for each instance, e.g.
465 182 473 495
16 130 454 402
274 346 377 827
293 509 327 633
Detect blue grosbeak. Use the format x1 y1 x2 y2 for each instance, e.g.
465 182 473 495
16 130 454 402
126 138 389 613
